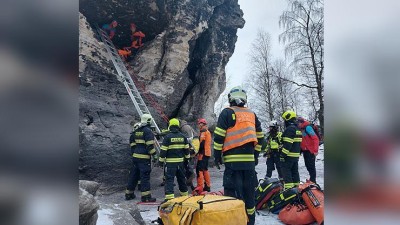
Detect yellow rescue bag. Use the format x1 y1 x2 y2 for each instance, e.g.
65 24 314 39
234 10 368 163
159 195 248 225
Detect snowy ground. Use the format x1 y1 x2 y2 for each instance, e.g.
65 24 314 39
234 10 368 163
97 146 324 225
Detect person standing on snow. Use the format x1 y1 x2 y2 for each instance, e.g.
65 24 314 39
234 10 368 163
159 118 190 202
263 120 283 180
213 86 264 225
280 110 302 189
194 118 212 193
126 114 157 202
297 117 320 183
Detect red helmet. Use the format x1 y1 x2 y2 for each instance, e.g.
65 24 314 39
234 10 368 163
197 118 207 125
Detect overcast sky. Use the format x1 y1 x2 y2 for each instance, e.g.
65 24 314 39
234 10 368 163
226 0 288 88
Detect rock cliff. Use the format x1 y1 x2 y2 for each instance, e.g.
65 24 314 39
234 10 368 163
79 0 244 190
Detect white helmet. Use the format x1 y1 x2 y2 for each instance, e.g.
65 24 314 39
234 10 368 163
141 114 153 125
269 120 278 127
133 122 142 131
228 86 247 105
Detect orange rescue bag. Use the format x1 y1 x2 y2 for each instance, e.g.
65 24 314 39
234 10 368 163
298 182 324 225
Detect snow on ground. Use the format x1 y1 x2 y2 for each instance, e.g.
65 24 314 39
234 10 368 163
97 146 324 225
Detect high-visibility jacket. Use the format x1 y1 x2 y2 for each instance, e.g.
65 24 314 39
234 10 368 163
222 107 258 152
131 31 145 49
159 126 190 166
267 132 282 151
281 123 302 158
130 125 156 161
198 128 211 160
213 106 264 168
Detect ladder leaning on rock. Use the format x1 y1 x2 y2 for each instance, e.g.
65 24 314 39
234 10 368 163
96 27 164 155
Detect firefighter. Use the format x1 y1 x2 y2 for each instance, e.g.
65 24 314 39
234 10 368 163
159 118 190 201
213 86 264 225
118 48 132 60
194 118 212 193
130 23 145 49
297 117 319 183
263 120 283 179
126 114 157 202
280 110 302 189
101 20 118 39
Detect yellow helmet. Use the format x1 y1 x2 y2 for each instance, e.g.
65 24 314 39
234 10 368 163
281 110 297 121
169 118 180 127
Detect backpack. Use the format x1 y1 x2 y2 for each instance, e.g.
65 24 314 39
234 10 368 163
158 195 247 225
307 124 322 141
255 178 283 210
267 187 300 214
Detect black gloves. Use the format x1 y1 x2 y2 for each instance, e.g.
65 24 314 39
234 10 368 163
214 152 223 167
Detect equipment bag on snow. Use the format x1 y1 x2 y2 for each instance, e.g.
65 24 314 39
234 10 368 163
255 178 283 210
298 182 324 225
278 203 316 225
159 195 248 225
267 187 299 214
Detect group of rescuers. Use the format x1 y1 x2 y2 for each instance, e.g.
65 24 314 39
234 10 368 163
101 20 146 60
125 86 320 225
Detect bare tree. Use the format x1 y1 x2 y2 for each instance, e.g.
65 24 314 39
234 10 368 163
246 29 276 123
279 0 324 132
271 59 295 119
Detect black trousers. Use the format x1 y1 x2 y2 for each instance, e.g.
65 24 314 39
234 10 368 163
127 160 151 195
165 164 188 196
266 151 282 178
223 167 256 225
303 150 317 183
280 157 300 189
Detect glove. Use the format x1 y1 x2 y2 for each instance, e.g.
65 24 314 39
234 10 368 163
214 155 222 166
158 161 165 167
255 157 258 166
152 155 158 163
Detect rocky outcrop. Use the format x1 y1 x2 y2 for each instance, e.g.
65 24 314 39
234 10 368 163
79 180 101 196
79 0 244 189
79 13 137 191
79 186 99 225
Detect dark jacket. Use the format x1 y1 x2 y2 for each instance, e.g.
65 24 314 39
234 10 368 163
130 125 156 162
281 120 302 159
159 126 190 167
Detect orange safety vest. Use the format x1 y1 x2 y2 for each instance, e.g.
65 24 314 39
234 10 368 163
222 106 257 152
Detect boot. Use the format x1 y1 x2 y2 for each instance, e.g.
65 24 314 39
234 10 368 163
141 194 156 202
203 185 210 192
125 193 136 201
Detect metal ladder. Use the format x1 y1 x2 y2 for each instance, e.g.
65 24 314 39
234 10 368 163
97 27 163 154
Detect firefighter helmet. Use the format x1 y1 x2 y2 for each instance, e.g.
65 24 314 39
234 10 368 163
169 118 180 127
281 110 297 121
141 114 153 124
228 86 247 104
